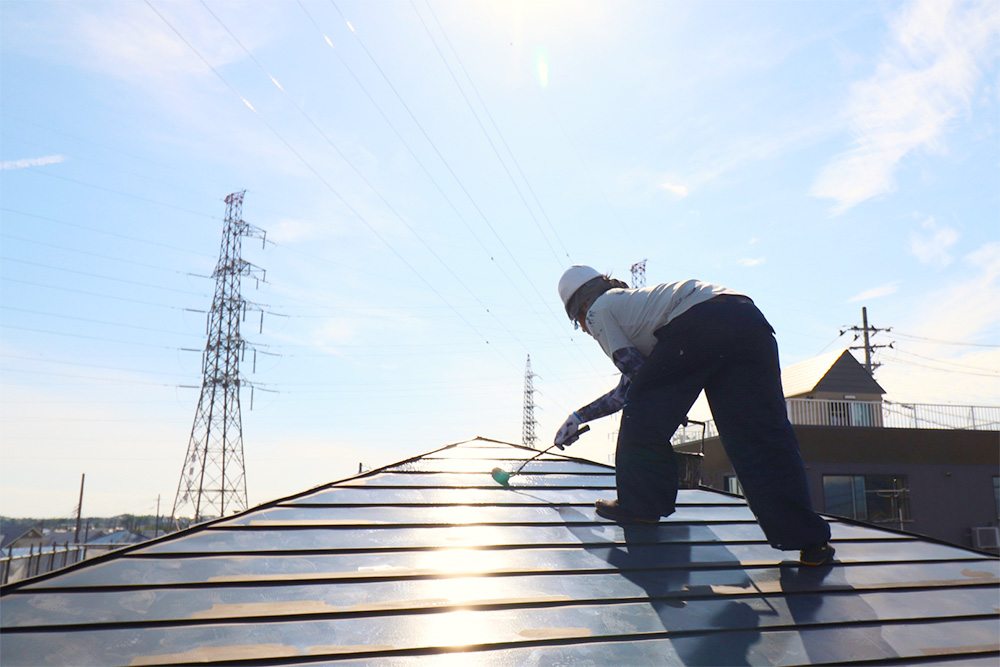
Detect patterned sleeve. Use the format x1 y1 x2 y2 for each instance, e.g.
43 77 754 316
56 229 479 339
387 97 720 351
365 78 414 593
574 347 645 423
575 375 629 422
612 346 645 381
575 347 645 423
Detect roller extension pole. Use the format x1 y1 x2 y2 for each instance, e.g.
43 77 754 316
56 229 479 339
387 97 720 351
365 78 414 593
491 425 590 486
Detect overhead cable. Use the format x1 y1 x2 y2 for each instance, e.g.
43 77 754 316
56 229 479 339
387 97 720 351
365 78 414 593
144 0 522 373
200 0 539 373
412 0 570 264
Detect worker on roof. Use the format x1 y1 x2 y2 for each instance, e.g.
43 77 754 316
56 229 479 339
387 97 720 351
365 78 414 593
556 265 834 566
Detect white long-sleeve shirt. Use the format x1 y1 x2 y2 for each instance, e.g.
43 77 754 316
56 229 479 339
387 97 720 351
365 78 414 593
584 279 741 359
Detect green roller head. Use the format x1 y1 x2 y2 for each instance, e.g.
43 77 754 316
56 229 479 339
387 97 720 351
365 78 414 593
491 467 511 486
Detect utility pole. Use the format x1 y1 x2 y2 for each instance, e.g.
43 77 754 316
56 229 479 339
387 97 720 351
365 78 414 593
631 259 647 288
522 355 539 449
172 191 266 527
841 307 893 376
74 473 85 543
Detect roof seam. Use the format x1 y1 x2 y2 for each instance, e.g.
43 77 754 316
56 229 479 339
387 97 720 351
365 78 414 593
4 592 997 635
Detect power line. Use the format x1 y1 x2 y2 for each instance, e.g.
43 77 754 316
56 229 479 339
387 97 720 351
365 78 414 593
893 331 1000 348
1 305 206 334
0 207 216 259
0 324 193 350
9 167 222 221
1 257 211 297
889 348 1000 376
327 2 575 325
145 0 523 376
0 353 197 380
2 277 207 313
1 232 206 276
294 0 561 348
414 0 571 263
199 0 537 372
1 114 347 225
0 112 235 193
324 1 604 385
0 367 198 387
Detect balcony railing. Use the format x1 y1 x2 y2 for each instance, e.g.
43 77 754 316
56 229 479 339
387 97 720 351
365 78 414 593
671 399 1000 445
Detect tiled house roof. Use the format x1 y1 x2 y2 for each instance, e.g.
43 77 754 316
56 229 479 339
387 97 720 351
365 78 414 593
2 437 998 665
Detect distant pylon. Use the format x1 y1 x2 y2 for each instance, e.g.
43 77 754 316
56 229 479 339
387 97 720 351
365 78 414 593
172 191 266 527
631 259 647 288
522 355 539 449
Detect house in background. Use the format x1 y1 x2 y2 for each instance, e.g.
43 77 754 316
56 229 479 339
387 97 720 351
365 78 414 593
0 527 46 552
782 350 886 427
674 350 1000 552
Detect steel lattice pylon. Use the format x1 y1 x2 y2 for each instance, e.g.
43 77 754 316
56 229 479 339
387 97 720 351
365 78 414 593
172 191 265 526
522 355 539 448
631 259 646 288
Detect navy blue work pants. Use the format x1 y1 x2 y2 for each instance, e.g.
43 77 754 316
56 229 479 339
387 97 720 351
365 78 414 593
615 298 831 551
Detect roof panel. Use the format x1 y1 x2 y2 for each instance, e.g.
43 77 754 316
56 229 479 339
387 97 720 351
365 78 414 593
18 541 993 591
4 589 998 666
3 438 997 666
212 503 760 526
4 563 996 628
346 471 616 487
284 486 747 505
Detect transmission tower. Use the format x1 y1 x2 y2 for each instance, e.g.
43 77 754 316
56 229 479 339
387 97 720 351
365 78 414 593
522 355 539 449
631 259 647 288
840 306 893 376
172 191 266 526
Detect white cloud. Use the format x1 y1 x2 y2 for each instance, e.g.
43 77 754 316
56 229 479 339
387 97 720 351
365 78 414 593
811 0 1000 213
922 241 1000 343
617 169 691 202
0 155 65 170
848 281 901 303
658 182 689 198
909 217 960 267
876 242 1000 404
737 257 766 267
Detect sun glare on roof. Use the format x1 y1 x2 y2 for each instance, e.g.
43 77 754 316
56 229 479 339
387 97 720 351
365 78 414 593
424 547 491 575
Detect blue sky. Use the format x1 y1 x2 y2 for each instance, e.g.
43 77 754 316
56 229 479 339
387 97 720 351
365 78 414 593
2 0 997 519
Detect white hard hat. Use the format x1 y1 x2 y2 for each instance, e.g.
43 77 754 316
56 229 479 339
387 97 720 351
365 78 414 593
558 265 602 318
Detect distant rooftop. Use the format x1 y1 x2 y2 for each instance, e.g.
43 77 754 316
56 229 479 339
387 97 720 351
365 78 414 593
668 349 998 443
2 438 998 665
781 350 885 399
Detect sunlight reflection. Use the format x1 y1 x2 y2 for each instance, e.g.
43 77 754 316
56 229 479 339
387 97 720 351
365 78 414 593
409 539 515 649
535 49 549 87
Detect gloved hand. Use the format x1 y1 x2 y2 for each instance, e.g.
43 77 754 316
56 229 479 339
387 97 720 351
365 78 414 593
554 412 582 449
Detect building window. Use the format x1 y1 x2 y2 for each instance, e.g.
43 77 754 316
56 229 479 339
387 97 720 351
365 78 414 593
823 474 910 528
724 475 743 496
994 477 999 519
850 402 878 427
829 402 850 426
828 400 878 426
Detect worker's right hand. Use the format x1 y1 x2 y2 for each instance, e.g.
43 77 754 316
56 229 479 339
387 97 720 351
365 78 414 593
554 413 582 449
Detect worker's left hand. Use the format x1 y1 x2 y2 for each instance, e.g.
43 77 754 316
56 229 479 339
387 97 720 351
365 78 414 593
554 413 582 449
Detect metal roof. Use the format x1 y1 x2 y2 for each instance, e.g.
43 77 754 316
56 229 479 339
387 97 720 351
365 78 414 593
2 437 998 666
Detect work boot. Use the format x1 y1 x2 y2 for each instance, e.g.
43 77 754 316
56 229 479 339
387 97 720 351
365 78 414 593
595 499 660 524
799 542 836 566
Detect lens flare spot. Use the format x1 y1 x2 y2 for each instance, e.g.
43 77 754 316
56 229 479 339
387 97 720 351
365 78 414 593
535 50 549 87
